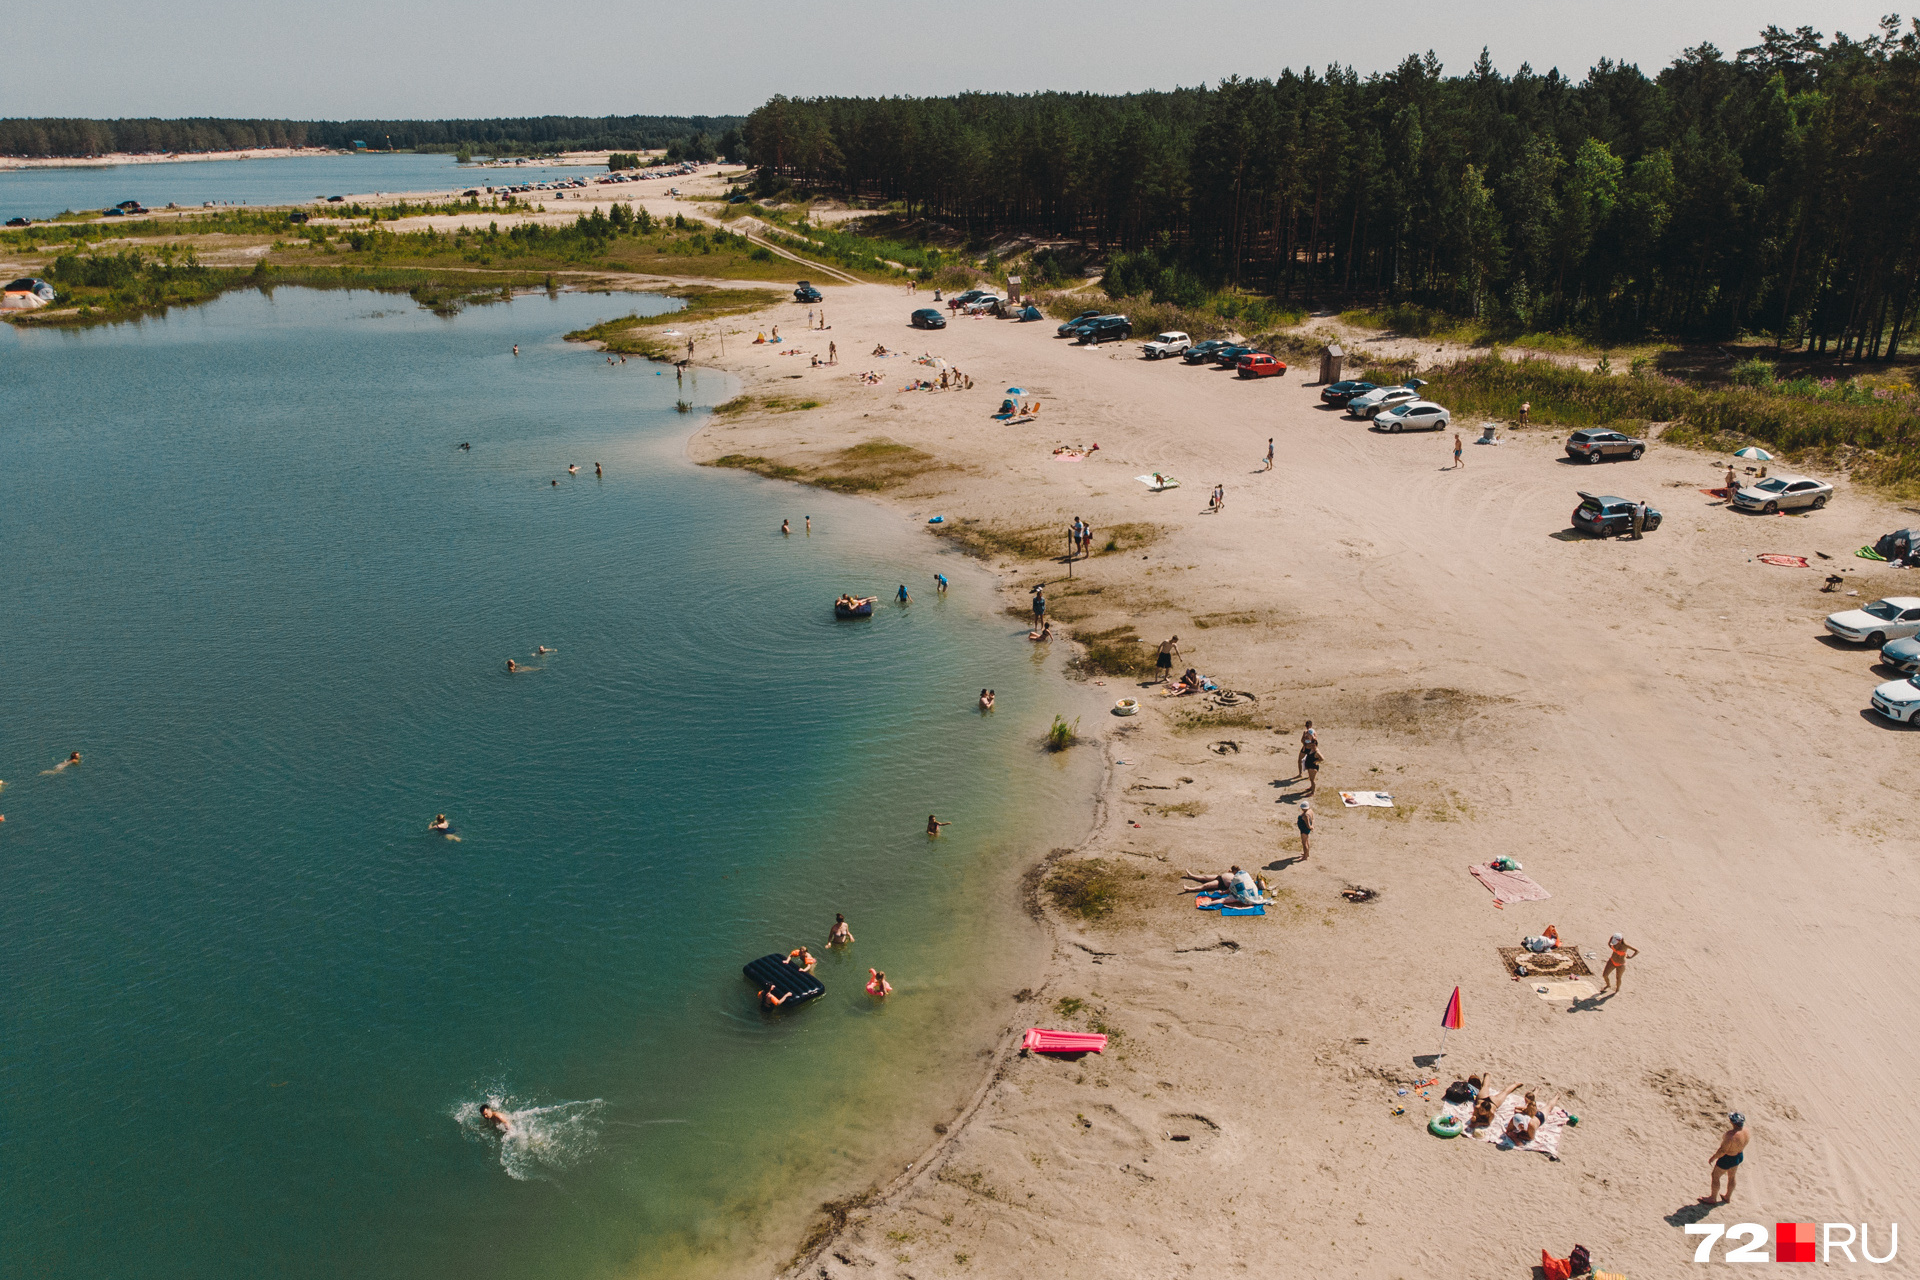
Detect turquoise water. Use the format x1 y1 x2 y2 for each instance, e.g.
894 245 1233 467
0 153 611 221
0 288 1099 1278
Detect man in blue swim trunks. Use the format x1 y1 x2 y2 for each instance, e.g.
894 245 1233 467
1703 1113 1749 1204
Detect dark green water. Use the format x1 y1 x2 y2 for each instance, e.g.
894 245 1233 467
0 288 1099 1278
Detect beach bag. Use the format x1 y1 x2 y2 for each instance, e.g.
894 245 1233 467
1443 1080 1474 1104
1568 1244 1591 1276
1541 1252 1572 1280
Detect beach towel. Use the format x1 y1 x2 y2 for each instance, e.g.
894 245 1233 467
1022 1028 1107 1054
1340 791 1394 807
1757 553 1810 568
1134 475 1181 491
1052 451 1085 462
1859 545 1888 561
1481 1098 1569 1157
1700 487 1735 499
1219 905 1265 916
1469 863 1551 905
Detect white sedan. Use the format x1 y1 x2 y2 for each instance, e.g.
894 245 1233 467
1869 674 1920 723
1826 597 1920 645
1373 400 1452 432
1731 474 1832 513
1347 385 1419 418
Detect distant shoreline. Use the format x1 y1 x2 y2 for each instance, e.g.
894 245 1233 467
0 148 633 172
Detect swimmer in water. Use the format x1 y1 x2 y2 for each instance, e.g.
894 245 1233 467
459 442 471 451
827 913 853 947
45 751 82 774
512 345 519 356
480 1104 512 1134
66 752 81 766
758 985 790 1010
594 462 602 477
787 946 818 972
866 969 893 997
429 814 450 831
567 464 579 475
506 659 520 672
927 814 950 836
979 689 994 711
782 519 791 536
551 480 558 487
534 645 554 655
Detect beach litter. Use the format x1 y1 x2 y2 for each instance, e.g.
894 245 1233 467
1340 790 1394 807
1469 863 1551 906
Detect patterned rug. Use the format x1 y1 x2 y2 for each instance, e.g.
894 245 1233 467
1497 946 1594 978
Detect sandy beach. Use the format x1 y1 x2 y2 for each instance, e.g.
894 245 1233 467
0 146 343 170
641 275 1920 1277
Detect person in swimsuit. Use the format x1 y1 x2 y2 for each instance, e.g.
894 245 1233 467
1704 1113 1749 1203
459 442 471 451
1176 866 1247 897
787 946 818 973
66 752 82 766
1467 1082 1523 1135
979 689 995 710
479 1104 512 1134
595 463 602 477
1157 635 1181 680
1265 438 1274 471
782 519 791 535
866 969 892 996
535 646 554 655
568 464 579 475
927 814 950 836
1602 933 1638 994
1452 433 1464 469
506 659 519 672
1503 1094 1540 1145
1029 619 1052 642
1300 739 1323 794
429 814 450 832
1298 721 1318 774
1296 802 1314 860
758 985 790 1010
827 913 854 947
512 345 518 356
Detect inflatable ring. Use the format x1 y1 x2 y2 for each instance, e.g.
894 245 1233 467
1428 1113 1465 1139
1114 698 1140 716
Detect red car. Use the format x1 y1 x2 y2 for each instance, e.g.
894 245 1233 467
1236 353 1287 378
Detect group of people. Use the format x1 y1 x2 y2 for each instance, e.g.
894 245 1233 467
1207 483 1226 513
755 913 893 1008
1176 865 1264 904
978 688 996 710
1063 517 1096 560
781 516 813 535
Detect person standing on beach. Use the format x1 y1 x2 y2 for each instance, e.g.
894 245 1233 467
1453 434 1464 469
1724 466 1739 501
1630 500 1647 539
1031 585 1046 626
1296 802 1314 860
1300 735 1323 794
1704 1114 1749 1204
1265 438 1274 471
1298 721 1318 775
1157 635 1181 681
828 340 837 364
1601 933 1638 994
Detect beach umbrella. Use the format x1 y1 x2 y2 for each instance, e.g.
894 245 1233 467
1733 447 1773 461
1436 986 1461 1063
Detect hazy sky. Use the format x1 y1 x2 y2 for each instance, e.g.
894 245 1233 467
5 0 1897 119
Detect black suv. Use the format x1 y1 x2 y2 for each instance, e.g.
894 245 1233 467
1566 428 1645 463
1056 309 1103 337
1076 315 1132 344
793 282 823 303
1572 491 1662 537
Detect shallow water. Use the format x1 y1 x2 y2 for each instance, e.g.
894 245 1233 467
0 288 1100 1278
0 153 611 221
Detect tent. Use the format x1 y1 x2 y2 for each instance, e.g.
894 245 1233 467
1874 529 1920 563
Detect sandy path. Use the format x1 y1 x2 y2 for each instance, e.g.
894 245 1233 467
667 281 1918 1278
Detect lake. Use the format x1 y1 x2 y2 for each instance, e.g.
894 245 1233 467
0 153 614 221
0 286 1101 1278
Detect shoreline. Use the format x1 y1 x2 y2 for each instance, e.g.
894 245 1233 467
0 146 343 170
666 272 1920 1279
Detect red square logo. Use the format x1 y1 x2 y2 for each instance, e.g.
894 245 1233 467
1776 1222 1816 1262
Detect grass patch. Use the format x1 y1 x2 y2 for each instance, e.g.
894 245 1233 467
713 393 820 416
928 519 1062 560
1055 994 1089 1016
811 438 939 492
564 285 783 359
1174 707 1268 733
1095 522 1163 556
1155 800 1207 817
710 454 803 480
1071 625 1159 679
1191 612 1258 629
1044 714 1081 752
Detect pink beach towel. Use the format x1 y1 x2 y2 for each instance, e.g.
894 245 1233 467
1023 1028 1108 1054
1481 1097 1569 1158
1468 863 1550 905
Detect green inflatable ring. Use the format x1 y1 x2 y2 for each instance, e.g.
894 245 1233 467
1428 1113 1465 1138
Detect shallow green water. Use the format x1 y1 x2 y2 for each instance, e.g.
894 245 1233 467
0 288 1099 1278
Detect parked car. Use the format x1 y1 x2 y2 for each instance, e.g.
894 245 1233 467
952 289 988 307
1320 379 1377 405
794 281 823 303
1825 597 1920 645
1565 428 1646 463
1869 674 1920 723
1182 340 1231 364
1236 353 1287 378
6 216 33 227
964 293 1004 314
1730 474 1832 513
1144 331 1192 359
1057 309 1103 337
1210 343 1254 366
1077 315 1132 344
1880 636 1920 673
1571 491 1663 537
910 308 947 329
1347 385 1420 418
1373 400 1450 431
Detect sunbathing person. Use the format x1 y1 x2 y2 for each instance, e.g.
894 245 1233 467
1177 866 1249 897
1503 1092 1544 1145
1468 1082 1524 1135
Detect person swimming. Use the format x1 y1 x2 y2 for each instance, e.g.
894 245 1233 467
44 751 81 774
534 646 554 655
479 1104 512 1134
897 584 911 603
65 752 81 766
429 814 450 831
506 658 519 672
979 689 995 710
787 946 818 973
927 814 950 836
782 519 791 535
459 442 471 451
827 913 854 947
758 985 790 1010
567 464 579 475
866 968 893 997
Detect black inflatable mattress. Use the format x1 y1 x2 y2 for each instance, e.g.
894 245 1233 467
742 954 825 1004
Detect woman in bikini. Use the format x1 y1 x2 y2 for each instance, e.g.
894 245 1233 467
1602 933 1638 994
826 913 854 947
1296 802 1314 860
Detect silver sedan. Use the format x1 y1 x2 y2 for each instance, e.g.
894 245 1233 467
1731 474 1831 513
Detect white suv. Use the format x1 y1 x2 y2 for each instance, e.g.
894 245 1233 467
1143 331 1191 359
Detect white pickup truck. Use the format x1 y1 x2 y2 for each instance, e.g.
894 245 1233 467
1143 330 1191 359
